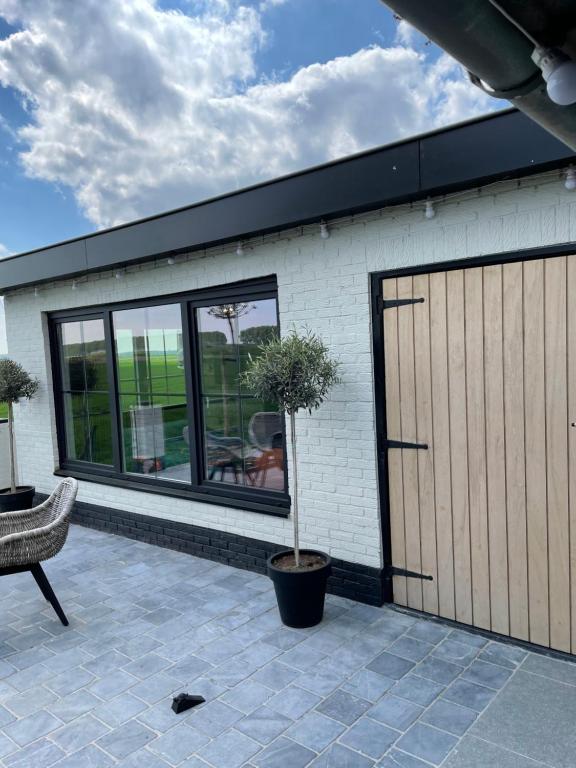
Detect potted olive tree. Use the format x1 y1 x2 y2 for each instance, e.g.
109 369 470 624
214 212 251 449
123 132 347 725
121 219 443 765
0 360 39 513
242 329 340 627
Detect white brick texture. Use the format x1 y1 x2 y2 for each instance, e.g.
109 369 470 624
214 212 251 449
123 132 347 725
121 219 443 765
5 170 576 569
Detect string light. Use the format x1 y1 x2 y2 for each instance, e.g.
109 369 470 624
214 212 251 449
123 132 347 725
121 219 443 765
115 270 124 280
236 242 245 257
319 221 330 239
565 167 576 191
167 256 176 265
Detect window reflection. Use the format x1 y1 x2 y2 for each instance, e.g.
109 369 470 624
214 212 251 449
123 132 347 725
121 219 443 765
197 298 285 491
58 319 113 465
113 304 190 482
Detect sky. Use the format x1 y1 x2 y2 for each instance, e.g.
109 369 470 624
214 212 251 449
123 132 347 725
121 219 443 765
0 0 498 261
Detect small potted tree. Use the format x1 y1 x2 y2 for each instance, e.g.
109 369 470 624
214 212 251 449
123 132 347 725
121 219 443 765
0 360 39 513
242 329 340 627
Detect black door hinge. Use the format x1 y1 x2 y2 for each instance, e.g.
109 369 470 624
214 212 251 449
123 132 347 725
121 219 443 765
378 296 425 312
385 439 428 450
387 566 433 581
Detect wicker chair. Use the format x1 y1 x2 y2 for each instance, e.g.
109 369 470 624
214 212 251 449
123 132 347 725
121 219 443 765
0 478 78 626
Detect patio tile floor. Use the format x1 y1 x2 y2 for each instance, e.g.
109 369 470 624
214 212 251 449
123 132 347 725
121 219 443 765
0 525 574 766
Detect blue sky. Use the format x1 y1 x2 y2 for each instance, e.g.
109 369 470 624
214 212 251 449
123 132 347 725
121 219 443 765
0 0 492 257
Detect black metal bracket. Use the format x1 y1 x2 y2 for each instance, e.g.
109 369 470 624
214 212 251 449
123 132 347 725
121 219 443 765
385 439 428 450
388 566 433 581
379 297 425 312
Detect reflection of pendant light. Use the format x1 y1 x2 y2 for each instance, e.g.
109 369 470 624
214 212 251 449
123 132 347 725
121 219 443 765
424 199 436 219
34 286 39 297
236 242 245 257
319 221 330 239
115 270 124 280
564 167 576 191
72 279 78 291
167 256 175 265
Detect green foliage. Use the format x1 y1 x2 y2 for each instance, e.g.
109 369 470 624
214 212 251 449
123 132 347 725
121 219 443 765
241 329 340 415
0 360 39 404
239 325 279 346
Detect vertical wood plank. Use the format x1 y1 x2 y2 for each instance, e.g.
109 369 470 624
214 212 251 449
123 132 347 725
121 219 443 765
503 261 529 640
397 276 423 611
567 254 576 654
413 272 439 615
523 259 550 648
429 271 456 620
464 267 491 630
544 256 571 653
446 270 472 625
382 278 407 605
483 264 509 636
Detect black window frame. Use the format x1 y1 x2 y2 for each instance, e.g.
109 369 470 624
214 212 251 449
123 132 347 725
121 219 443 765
49 276 290 517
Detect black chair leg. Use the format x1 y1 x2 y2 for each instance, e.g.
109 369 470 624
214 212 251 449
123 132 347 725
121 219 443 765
30 563 69 626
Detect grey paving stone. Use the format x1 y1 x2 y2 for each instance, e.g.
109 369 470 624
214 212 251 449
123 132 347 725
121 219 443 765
469 669 576 767
221 679 274 714
521 653 576 686
147 722 210 763
367 653 415 680
477 642 527 670
316 689 371 725
342 669 395 702
390 674 445 707
461 660 513 689
51 744 115 767
44 666 96 697
420 698 477 736
129 672 180 703
340 717 398 759
281 646 327 671
88 669 139 700
387 637 433 663
122 652 172 680
267 685 321 720
3 709 62 747
310 743 375 767
413 657 461 685
82 650 131 677
0 732 18 761
446 630 487 649
406 621 450 646
285 711 346 752
443 735 549 767
2 737 65 767
397 722 458 765
251 660 300 690
93 693 148 727
378 749 431 767
442 679 497 712
97 720 156 760
0 705 16 728
236 705 293 744
368 695 423 731
251 736 316 768
189 700 243 737
432 639 479 667
48 689 101 724
119 748 172 767
295 667 345 697
51 713 110 754
197 729 261 768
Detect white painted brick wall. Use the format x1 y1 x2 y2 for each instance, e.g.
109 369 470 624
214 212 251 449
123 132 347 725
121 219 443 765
5 169 576 569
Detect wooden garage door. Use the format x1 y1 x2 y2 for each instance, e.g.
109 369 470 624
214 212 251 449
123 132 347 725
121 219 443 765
382 255 576 654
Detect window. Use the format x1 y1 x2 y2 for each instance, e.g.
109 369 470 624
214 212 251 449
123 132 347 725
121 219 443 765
50 279 288 514
56 318 114 465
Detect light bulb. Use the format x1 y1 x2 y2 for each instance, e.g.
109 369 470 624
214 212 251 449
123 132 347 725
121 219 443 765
115 270 123 280
532 47 576 106
319 222 330 239
425 200 436 219
167 256 175 266
236 242 244 257
565 168 576 191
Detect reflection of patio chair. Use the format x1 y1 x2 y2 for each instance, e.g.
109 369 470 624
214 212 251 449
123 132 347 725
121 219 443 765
248 412 284 487
183 427 245 483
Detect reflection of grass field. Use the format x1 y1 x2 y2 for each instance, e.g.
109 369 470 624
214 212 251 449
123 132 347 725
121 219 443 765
0 403 7 420
69 346 278 471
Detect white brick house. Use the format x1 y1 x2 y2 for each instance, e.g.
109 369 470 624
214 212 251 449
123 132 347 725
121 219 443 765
3 108 576 653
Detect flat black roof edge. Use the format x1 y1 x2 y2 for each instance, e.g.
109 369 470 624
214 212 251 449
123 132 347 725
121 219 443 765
4 107 516 264
1 107 574 291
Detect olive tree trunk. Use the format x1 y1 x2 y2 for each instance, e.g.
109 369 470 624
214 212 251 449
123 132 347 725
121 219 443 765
289 411 300 567
7 401 16 494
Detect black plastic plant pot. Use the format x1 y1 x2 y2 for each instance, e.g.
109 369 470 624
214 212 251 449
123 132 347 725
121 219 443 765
267 549 332 628
0 485 35 513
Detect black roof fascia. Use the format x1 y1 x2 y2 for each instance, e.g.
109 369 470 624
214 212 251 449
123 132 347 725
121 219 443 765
1 108 573 292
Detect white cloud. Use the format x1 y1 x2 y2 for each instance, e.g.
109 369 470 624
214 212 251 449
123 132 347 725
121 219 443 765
0 244 11 259
0 0 495 230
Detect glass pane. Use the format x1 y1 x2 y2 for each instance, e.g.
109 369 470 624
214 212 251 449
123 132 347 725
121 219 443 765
197 298 285 491
58 318 113 465
113 304 189 482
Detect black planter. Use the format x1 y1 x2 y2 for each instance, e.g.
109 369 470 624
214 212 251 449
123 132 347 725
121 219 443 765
267 549 332 628
0 485 35 513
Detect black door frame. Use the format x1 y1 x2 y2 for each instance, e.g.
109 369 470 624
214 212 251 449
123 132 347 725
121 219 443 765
370 240 576 604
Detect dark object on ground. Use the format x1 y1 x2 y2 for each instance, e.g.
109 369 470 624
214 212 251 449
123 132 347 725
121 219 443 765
268 549 332 628
172 693 206 714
